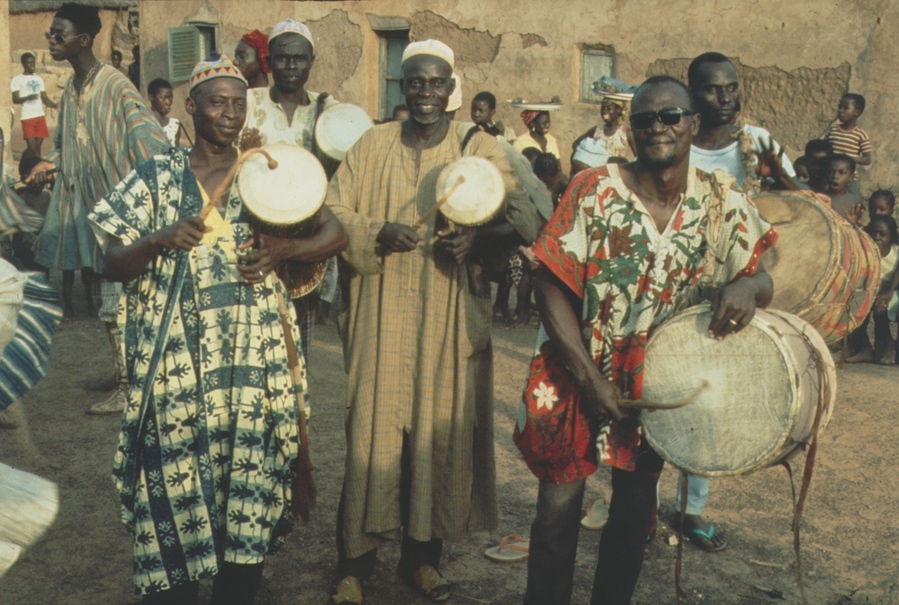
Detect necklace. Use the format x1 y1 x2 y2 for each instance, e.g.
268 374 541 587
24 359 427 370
74 59 101 93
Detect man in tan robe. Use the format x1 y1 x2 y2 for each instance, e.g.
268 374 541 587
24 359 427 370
326 40 538 603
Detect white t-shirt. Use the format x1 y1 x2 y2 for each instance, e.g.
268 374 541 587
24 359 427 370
690 124 794 188
10 74 46 121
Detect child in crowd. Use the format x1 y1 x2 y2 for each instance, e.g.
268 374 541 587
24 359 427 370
521 146 541 166
792 156 810 185
533 152 568 209
822 93 872 167
804 139 833 193
847 214 899 363
825 154 864 222
868 189 896 219
147 78 181 146
470 91 516 143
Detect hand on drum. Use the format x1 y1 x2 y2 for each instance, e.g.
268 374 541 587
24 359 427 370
435 225 476 265
377 222 420 253
236 234 287 285
708 278 758 339
753 137 787 181
150 217 209 251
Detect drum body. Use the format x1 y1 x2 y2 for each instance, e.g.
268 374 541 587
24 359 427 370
237 144 329 298
753 191 881 344
640 305 836 477
314 103 373 162
436 156 505 226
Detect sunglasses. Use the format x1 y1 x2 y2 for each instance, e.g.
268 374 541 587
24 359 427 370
44 31 82 44
629 108 695 130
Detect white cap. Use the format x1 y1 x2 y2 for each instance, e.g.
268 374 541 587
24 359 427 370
269 18 314 50
447 73 462 112
401 39 454 69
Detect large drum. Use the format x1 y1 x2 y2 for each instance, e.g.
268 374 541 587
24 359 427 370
314 103 373 162
753 191 881 344
237 144 329 298
640 305 836 477
435 156 505 226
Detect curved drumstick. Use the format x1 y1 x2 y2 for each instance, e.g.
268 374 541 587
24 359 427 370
618 380 710 410
199 148 279 220
414 175 465 229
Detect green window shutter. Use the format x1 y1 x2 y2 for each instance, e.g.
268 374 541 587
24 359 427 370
168 26 201 84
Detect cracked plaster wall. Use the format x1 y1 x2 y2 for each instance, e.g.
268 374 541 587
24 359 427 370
136 0 897 189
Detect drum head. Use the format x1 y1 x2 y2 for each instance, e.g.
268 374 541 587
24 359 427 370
315 103 373 162
237 144 327 225
752 192 839 313
640 305 833 477
436 156 505 226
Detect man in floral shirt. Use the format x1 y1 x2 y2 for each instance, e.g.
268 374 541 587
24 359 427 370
514 76 776 604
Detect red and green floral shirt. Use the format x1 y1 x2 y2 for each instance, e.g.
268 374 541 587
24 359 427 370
515 164 777 481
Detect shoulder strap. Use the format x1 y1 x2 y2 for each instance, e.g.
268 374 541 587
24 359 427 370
310 92 330 157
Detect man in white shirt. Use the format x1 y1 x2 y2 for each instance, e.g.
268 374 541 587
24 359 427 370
689 52 801 193
10 53 57 158
677 51 800 553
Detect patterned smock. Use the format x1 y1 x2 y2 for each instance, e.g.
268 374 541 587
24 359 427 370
89 149 305 595
514 164 776 482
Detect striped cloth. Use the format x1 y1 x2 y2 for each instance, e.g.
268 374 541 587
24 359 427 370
0 184 44 235
33 63 169 271
327 121 534 558
0 272 62 412
823 124 872 158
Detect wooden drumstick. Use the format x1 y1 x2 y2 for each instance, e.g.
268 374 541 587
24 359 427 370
414 175 465 229
199 147 279 220
618 380 710 410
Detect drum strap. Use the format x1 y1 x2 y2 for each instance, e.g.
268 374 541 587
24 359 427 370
310 92 329 159
779 329 831 605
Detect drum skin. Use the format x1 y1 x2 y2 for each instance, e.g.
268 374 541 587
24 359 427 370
237 144 329 298
640 305 836 477
314 103 373 162
436 156 505 226
753 191 881 344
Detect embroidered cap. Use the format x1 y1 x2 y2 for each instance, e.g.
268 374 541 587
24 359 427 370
188 52 248 92
401 39 454 69
269 18 314 50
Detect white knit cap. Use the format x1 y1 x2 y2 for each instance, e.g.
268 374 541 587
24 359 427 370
401 39 454 69
269 18 314 50
447 73 462 112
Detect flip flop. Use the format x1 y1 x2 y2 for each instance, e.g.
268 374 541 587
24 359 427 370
684 523 727 552
484 534 530 562
581 497 609 530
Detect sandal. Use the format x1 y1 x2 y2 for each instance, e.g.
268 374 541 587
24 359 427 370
581 497 609 530
484 534 529 562
329 575 363 604
408 564 450 602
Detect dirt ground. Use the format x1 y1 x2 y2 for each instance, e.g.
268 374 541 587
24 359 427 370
1 287 897 605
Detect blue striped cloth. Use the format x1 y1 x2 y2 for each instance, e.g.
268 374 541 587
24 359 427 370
0 273 62 411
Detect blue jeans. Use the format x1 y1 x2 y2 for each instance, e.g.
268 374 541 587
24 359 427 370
674 473 709 516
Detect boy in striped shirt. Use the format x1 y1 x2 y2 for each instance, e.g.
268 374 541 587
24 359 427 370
822 93 872 167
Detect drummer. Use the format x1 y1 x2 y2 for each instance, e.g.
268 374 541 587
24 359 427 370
515 75 776 604
241 17 340 360
325 39 538 604
87 53 347 603
680 51 801 551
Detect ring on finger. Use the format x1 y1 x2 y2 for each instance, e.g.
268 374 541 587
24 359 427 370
728 318 739 326
258 270 264 278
